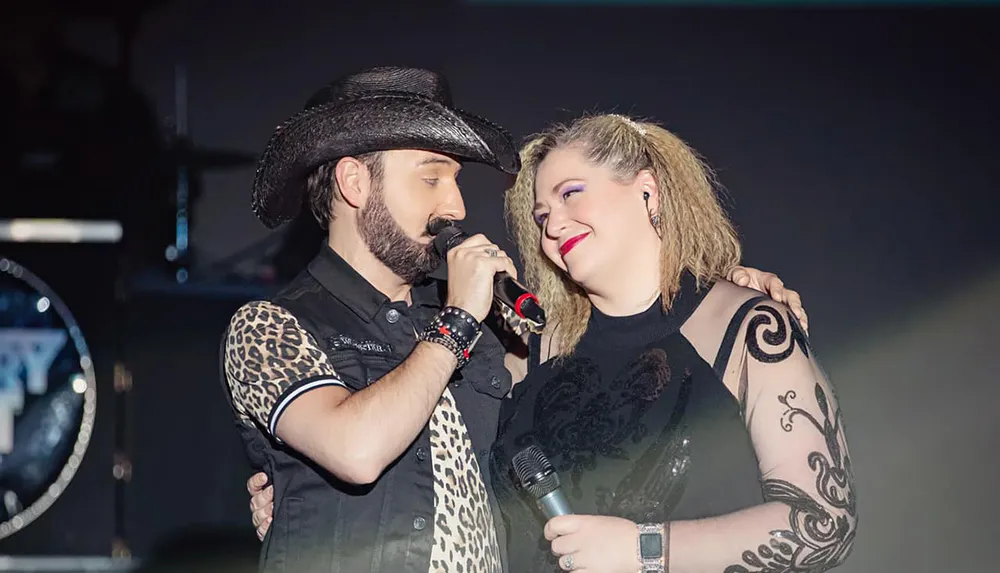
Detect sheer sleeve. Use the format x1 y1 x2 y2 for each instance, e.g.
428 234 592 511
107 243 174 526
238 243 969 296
668 299 857 573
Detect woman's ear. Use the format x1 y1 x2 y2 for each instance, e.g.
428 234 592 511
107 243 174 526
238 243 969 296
636 169 659 207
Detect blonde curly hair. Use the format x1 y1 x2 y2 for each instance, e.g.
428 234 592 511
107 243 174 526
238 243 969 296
504 114 742 359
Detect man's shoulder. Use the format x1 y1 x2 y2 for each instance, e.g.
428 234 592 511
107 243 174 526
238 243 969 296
227 299 297 333
272 267 325 304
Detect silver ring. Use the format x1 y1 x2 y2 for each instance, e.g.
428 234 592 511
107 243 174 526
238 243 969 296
486 248 498 257
563 554 574 570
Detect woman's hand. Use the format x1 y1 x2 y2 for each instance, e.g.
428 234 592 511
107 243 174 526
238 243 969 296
544 514 644 572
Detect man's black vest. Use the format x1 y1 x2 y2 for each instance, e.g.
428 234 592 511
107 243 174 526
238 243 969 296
220 246 512 573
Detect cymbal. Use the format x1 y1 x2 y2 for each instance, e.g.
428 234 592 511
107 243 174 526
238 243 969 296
162 139 257 171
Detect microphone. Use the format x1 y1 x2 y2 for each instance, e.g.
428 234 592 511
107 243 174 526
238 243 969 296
511 445 572 519
428 219 546 332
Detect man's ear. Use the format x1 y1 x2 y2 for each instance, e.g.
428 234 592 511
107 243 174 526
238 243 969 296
335 156 371 209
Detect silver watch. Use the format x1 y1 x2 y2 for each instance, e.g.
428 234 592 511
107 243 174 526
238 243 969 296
637 523 666 572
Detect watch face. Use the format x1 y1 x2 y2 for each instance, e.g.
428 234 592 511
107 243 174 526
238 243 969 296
639 532 663 559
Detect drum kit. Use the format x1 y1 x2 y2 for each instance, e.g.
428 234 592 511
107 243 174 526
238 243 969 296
0 0 263 567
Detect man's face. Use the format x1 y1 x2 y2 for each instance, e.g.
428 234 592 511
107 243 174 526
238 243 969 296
358 150 466 284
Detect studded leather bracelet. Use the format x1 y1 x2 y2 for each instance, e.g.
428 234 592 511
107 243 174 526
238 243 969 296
418 306 482 369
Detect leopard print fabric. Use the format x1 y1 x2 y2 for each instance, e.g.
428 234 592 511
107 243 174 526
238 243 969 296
497 300 545 336
428 388 502 573
224 300 344 433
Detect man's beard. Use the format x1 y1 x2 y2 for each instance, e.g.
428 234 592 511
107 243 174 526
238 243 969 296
358 183 442 285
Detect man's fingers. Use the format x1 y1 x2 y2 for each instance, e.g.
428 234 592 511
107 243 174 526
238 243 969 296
730 268 751 286
256 516 271 541
250 485 273 512
498 255 518 280
764 274 785 302
252 507 270 526
452 233 492 250
786 291 803 315
247 472 267 493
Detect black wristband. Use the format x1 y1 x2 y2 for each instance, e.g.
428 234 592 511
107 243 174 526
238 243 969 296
418 306 482 368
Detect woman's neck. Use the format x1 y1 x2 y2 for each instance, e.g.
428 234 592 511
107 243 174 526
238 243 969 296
586 273 661 317
586 237 663 317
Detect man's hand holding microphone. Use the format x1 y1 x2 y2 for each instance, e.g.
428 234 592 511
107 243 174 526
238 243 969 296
442 232 519 323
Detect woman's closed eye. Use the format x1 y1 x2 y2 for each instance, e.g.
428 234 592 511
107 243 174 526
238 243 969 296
561 185 583 200
534 185 583 225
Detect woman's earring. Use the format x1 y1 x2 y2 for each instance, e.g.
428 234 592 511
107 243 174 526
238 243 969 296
644 190 661 235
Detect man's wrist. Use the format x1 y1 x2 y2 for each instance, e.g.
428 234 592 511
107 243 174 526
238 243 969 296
418 306 482 369
417 337 460 368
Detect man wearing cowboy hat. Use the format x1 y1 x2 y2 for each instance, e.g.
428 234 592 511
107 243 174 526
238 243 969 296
223 65 807 573
220 65 522 573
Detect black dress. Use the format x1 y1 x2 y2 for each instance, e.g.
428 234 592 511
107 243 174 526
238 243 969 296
490 275 765 572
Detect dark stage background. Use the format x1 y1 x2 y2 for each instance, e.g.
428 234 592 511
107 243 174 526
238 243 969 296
1 1 998 572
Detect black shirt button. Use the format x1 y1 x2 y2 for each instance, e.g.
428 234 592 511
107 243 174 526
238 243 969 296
413 516 426 530
490 375 501 389
386 309 400 324
415 447 427 461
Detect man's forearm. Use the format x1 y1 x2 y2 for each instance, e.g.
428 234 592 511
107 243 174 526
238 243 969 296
326 341 458 481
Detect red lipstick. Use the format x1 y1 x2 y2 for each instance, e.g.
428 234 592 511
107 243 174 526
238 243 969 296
559 233 589 256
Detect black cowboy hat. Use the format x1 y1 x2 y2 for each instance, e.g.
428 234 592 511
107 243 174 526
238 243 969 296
251 66 521 229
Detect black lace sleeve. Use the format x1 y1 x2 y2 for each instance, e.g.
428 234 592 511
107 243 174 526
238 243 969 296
667 300 857 572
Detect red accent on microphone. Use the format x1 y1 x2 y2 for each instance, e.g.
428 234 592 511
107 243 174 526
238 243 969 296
514 293 539 318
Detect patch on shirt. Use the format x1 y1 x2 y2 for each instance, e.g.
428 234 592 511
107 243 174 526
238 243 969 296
325 334 393 357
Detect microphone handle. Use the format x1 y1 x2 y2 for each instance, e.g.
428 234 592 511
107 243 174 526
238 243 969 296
537 488 574 519
493 271 546 325
429 222 546 327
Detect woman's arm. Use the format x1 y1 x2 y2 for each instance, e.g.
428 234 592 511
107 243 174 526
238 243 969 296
668 299 856 572
545 300 856 573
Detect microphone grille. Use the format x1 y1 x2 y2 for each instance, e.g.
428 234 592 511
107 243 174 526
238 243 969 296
511 445 561 499
428 219 465 256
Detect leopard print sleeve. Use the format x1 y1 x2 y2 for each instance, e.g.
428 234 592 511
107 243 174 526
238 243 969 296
223 300 347 438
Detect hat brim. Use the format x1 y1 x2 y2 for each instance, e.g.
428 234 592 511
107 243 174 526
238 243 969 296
251 93 520 229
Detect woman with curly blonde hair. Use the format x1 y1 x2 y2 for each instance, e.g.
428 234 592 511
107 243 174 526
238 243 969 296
490 114 857 573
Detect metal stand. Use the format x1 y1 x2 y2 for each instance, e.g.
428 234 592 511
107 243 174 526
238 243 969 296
164 65 192 283
111 273 132 560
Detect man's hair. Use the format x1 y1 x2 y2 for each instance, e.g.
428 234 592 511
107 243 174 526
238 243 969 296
306 152 384 227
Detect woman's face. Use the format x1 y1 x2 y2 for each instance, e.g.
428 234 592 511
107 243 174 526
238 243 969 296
532 145 654 290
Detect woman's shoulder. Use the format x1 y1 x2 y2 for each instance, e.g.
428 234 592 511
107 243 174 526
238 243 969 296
681 280 784 370
691 280 774 323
